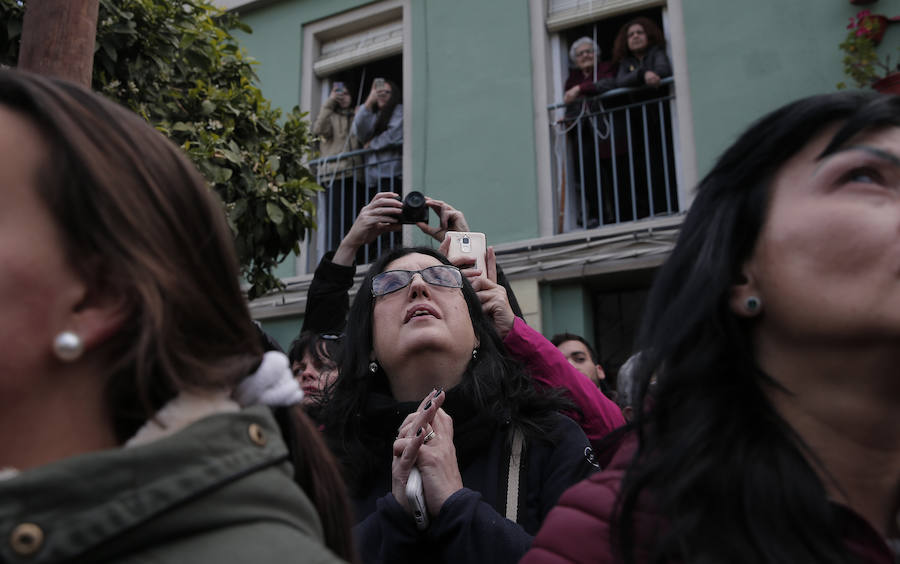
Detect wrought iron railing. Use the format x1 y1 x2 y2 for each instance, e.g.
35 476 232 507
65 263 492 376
308 145 402 265
547 77 679 232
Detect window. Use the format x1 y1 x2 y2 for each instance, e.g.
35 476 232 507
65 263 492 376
529 0 696 236
299 0 411 273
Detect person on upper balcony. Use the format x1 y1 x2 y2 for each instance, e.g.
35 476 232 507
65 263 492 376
613 17 672 89
352 78 403 191
311 81 361 182
563 37 617 105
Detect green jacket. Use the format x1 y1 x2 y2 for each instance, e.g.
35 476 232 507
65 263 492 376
0 406 345 564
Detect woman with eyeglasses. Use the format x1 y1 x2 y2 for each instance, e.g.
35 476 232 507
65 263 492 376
317 247 597 564
564 37 617 106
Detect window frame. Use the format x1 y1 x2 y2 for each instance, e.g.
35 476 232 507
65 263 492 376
528 0 697 238
298 0 412 275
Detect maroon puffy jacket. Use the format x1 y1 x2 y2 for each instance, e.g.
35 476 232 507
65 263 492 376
520 434 661 564
521 434 897 564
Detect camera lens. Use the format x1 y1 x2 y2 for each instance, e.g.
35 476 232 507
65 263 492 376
404 191 425 209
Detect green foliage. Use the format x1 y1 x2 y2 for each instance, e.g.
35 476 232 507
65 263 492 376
0 0 319 299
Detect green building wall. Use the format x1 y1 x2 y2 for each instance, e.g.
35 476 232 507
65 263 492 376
407 0 540 245
239 0 900 348
681 0 900 179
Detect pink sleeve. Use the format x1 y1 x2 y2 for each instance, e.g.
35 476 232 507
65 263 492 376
503 317 625 444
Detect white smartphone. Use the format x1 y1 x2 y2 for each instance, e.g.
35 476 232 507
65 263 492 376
405 467 429 530
445 231 487 277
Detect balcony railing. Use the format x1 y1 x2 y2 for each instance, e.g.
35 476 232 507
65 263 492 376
547 77 679 233
308 145 402 265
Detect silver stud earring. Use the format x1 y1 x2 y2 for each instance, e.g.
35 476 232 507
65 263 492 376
472 348 478 361
746 296 762 314
53 331 84 362
369 361 379 374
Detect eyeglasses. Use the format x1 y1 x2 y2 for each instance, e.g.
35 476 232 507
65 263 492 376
575 48 595 57
371 265 463 297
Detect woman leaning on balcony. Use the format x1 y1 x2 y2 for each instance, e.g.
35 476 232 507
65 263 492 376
611 17 676 220
612 17 671 89
563 37 622 227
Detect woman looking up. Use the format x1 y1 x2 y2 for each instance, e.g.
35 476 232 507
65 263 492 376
523 91 900 563
319 247 596 564
0 70 349 563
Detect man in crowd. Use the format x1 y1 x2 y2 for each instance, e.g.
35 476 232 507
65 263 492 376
550 333 607 390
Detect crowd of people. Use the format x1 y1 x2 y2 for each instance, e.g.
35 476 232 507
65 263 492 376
2 41 899 564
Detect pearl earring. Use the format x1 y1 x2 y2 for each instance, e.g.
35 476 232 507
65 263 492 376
53 331 84 362
369 360 379 374
746 296 762 314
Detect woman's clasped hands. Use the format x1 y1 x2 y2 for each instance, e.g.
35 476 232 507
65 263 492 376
392 387 464 521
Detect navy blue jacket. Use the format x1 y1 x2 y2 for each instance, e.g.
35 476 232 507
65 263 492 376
351 401 595 564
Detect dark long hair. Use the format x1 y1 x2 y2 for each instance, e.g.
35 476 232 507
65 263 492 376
319 247 568 492
615 91 900 563
612 17 665 63
0 69 261 441
273 406 357 563
373 79 401 136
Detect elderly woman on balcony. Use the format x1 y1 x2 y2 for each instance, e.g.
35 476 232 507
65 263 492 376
562 37 621 227
563 37 617 105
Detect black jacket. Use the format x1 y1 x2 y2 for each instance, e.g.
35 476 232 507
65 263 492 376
615 44 672 88
350 388 596 564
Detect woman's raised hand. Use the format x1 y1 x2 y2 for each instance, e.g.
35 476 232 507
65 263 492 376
332 192 403 266
465 247 516 339
418 197 470 244
364 83 379 111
